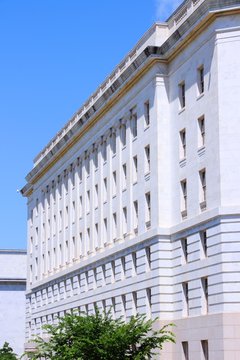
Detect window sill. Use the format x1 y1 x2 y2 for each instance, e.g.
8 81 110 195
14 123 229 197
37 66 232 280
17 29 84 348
200 201 207 211
178 107 186 115
181 210 187 220
197 92 204 101
144 125 150 132
132 136 138 142
179 158 186 167
198 146 205 157
144 172 150 181
145 221 151 230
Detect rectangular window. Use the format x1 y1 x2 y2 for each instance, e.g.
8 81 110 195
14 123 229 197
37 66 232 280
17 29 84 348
181 238 188 263
198 65 204 95
30 236 33 253
179 129 186 159
112 171 117 197
145 192 151 229
122 164 127 190
86 190 90 213
79 162 83 182
200 230 207 258
123 207 127 236
65 206 69 228
145 247 151 270
72 236 77 260
202 277 208 313
95 224 98 248
87 228 90 248
111 260 115 280
201 340 209 360
65 240 69 264
182 341 189 360
179 81 186 109
121 256 126 278
181 179 187 219
132 252 137 275
133 200 138 233
132 291 137 314
145 145 150 173
103 178 107 203
183 282 189 316
103 218 107 245
72 201 75 223
144 101 150 126
79 196 83 218
111 132 116 155
94 149 98 169
102 141 107 162
133 156 138 183
85 154 90 175
198 116 205 147
121 124 126 147
146 288 152 313
122 294 126 313
130 108 137 138
113 213 117 241
94 184 98 209
112 297 116 313
199 169 206 210
79 232 83 256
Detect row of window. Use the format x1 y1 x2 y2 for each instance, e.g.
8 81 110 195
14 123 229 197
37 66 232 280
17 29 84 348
28 287 152 337
182 277 208 316
179 65 204 110
181 230 207 263
29 244 152 283
182 340 209 360
179 115 205 159
31 100 151 219
180 168 206 218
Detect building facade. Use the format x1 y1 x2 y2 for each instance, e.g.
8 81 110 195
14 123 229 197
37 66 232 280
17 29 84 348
0 250 27 356
21 0 240 358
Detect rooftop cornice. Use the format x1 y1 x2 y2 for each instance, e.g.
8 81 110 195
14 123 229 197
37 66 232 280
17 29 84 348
33 22 168 168
22 0 240 195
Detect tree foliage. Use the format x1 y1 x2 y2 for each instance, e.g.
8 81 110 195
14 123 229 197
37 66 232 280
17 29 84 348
25 309 175 360
0 342 17 360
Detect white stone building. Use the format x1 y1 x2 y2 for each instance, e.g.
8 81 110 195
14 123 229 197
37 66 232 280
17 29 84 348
0 250 27 356
21 0 240 358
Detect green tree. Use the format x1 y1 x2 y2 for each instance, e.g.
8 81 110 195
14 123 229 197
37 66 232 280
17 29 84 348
0 342 17 360
25 309 175 360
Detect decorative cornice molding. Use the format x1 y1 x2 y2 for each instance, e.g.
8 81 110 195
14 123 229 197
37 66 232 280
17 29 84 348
21 1 240 197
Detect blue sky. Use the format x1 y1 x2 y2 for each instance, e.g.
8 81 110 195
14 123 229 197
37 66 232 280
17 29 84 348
0 0 182 249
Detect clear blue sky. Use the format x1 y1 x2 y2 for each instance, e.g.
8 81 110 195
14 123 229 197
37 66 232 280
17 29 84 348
0 0 182 250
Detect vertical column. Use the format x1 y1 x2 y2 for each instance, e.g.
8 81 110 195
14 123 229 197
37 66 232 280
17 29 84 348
125 113 134 238
98 137 106 251
153 75 171 227
88 145 95 255
107 128 115 247
75 157 81 260
82 151 88 257
68 163 74 263
116 119 125 242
